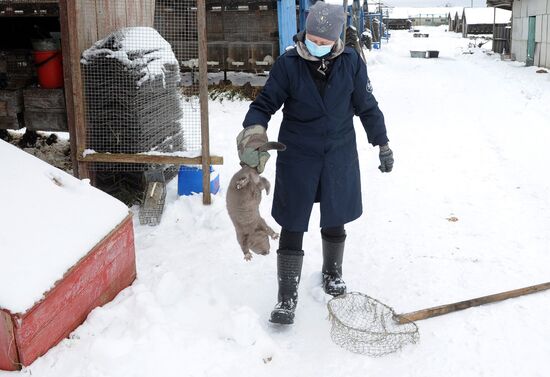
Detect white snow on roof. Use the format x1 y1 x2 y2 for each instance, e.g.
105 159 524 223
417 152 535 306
448 7 465 18
0 140 129 314
463 7 512 25
81 27 179 87
387 7 459 20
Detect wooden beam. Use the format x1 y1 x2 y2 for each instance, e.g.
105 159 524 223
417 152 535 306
395 282 550 324
59 0 91 179
95 0 117 38
197 0 212 205
78 152 223 165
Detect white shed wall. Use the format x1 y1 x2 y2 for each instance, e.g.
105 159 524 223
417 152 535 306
511 0 550 68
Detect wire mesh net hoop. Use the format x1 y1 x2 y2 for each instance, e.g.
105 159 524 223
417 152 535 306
327 292 419 356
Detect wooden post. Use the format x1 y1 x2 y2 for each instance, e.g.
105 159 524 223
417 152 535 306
277 0 298 55
395 282 550 324
493 7 498 52
197 0 212 205
59 0 91 179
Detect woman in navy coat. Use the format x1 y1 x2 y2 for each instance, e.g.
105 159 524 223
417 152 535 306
237 1 393 324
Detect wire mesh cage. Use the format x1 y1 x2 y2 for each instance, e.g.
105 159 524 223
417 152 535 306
138 167 167 226
78 0 204 204
327 292 420 357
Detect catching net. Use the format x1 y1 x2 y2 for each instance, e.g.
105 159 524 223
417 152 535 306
327 292 419 356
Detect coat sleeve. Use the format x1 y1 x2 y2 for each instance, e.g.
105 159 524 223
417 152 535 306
351 52 389 146
242 56 290 129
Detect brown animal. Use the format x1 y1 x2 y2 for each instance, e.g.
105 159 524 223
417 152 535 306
226 166 279 261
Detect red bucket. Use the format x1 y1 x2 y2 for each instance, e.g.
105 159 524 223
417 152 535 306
33 50 64 89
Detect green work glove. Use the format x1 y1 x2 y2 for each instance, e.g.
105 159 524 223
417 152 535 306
378 144 394 173
236 125 271 173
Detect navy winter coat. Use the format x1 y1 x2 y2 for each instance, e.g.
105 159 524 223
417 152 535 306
243 46 389 232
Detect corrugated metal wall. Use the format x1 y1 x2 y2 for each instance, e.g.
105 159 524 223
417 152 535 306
511 0 550 68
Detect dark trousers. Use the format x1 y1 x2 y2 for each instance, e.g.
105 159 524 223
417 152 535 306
278 225 346 253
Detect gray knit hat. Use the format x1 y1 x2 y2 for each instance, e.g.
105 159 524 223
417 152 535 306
306 1 346 41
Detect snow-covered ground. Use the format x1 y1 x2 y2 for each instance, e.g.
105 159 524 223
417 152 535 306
2 26 550 376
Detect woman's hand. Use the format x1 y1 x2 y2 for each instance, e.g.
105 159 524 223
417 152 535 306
378 144 394 173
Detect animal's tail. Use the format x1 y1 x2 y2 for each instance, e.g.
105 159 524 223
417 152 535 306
258 141 286 152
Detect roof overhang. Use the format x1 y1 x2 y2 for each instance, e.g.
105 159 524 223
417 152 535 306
486 0 513 10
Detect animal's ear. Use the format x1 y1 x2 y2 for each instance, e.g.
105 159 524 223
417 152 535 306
235 176 250 190
260 177 271 195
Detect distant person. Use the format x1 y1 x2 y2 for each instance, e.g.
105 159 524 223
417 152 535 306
237 1 393 325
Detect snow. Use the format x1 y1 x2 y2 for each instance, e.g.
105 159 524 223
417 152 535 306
388 7 460 19
2 26 550 376
0 141 129 314
81 27 179 87
463 7 512 25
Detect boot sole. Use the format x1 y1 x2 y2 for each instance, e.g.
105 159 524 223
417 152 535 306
323 286 347 297
270 309 295 325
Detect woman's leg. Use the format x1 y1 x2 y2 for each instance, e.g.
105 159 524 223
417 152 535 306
320 225 347 296
270 229 305 325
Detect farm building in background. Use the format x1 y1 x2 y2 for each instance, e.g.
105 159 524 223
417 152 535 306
462 7 511 37
448 7 464 32
384 7 452 28
501 0 550 68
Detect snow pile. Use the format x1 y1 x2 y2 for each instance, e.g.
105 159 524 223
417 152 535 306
0 140 129 314
81 27 178 87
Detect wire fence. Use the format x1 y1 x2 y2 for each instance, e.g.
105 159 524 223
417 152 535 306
78 0 204 203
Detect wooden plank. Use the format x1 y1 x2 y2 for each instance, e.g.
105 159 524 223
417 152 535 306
25 112 68 132
13 215 136 366
0 90 23 117
395 282 550 324
125 0 142 27
79 152 224 165
197 0 212 204
59 0 90 179
95 0 118 39
127 0 154 27
144 0 155 27
76 0 98 55
0 310 20 371
113 0 128 30
23 88 65 110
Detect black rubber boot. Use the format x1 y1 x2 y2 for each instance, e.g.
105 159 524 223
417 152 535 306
322 234 347 296
270 250 304 325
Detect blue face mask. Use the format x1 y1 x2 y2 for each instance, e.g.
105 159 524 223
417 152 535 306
304 38 334 58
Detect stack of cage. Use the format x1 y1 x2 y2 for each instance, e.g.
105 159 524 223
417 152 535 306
81 27 184 204
82 27 184 158
0 50 35 130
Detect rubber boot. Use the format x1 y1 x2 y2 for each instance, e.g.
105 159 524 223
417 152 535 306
270 250 304 325
322 235 347 296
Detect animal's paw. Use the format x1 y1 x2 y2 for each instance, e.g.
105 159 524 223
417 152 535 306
244 252 253 261
270 232 279 240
